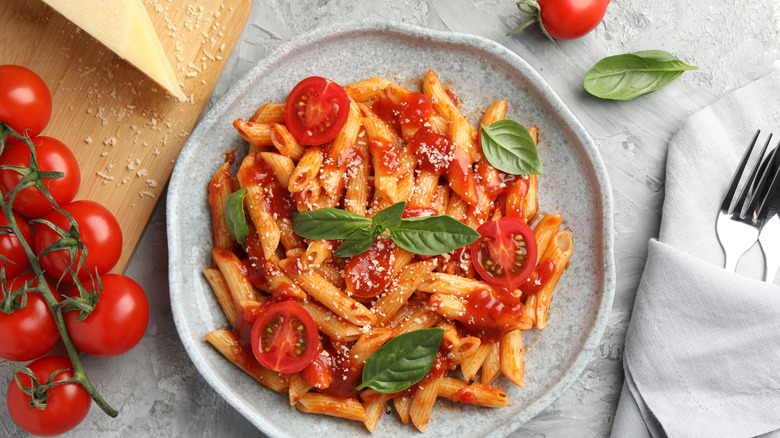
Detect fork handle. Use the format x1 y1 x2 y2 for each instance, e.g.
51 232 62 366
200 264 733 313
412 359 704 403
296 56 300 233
725 255 740 272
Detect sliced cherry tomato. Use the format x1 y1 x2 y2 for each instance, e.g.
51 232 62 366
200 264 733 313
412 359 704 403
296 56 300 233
6 355 90 436
0 136 81 218
250 300 318 373
0 212 32 277
34 200 122 280
470 217 537 294
284 76 349 146
0 275 60 362
64 274 149 357
0 65 52 144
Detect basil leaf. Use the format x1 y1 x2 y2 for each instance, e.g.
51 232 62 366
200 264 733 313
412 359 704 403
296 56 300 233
333 227 376 258
356 328 444 393
583 50 698 101
372 201 405 231
391 216 480 256
292 208 371 240
225 189 249 246
481 120 542 175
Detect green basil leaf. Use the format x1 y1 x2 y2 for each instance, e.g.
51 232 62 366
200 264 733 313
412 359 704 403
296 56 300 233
481 120 542 175
583 50 698 101
356 328 444 393
391 216 480 256
372 201 405 231
333 227 376 258
292 208 371 240
225 189 249 246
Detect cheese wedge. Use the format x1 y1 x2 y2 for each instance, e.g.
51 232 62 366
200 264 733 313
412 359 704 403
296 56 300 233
42 0 186 101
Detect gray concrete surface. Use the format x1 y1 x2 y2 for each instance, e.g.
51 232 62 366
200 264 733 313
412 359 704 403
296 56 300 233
1 0 778 436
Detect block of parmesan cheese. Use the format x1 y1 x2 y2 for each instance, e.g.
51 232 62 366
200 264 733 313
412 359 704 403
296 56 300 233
41 0 186 101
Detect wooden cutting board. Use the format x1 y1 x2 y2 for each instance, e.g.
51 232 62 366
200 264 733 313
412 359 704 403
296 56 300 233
0 0 251 273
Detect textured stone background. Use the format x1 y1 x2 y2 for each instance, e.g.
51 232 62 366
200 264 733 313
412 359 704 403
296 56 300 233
1 0 778 437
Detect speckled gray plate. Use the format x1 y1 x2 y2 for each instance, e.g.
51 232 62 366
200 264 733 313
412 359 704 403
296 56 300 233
167 20 615 438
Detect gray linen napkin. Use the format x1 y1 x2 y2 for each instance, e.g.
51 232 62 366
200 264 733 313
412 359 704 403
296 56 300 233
611 70 780 438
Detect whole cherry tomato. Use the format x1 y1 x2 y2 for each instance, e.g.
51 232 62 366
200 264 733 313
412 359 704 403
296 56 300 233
0 65 52 144
6 355 90 436
0 136 81 218
64 274 149 356
510 0 610 42
0 212 32 277
34 200 122 280
0 275 60 362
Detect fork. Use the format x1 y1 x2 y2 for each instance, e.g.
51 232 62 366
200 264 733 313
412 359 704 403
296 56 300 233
756 146 780 282
716 130 772 271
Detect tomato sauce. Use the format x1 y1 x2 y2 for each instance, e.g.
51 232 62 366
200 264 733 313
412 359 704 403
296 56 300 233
402 205 436 218
242 157 295 222
321 344 362 399
344 237 395 298
370 91 432 134
369 139 400 174
231 305 263 349
520 259 556 296
408 126 452 175
458 289 525 338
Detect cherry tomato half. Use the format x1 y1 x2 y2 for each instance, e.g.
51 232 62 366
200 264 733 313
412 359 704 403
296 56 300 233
0 65 52 144
538 0 610 40
6 355 90 437
34 200 122 280
0 275 60 362
470 217 538 294
250 300 318 374
283 76 349 146
64 274 149 357
0 212 32 277
0 136 81 218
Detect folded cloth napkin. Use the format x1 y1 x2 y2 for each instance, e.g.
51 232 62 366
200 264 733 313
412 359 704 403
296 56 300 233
611 70 780 438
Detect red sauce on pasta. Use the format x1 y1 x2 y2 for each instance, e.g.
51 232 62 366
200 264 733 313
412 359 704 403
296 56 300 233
344 237 395 298
370 91 432 134
458 289 525 338
242 156 295 222
369 139 400 174
520 259 556 296
408 126 452 175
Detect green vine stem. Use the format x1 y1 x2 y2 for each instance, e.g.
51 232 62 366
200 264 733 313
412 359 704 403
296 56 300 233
507 0 560 50
0 123 117 417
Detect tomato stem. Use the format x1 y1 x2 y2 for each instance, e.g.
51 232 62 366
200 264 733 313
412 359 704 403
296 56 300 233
0 123 116 417
508 0 561 51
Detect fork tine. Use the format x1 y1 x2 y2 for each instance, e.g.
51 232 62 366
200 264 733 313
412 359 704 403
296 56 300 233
755 144 780 219
721 130 761 213
738 134 775 217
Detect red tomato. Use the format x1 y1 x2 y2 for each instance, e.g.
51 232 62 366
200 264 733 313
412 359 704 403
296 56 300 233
283 76 349 146
470 217 538 294
0 275 60 361
344 237 395 298
0 65 52 144
34 200 122 280
64 274 149 356
250 300 318 373
6 355 90 436
0 212 32 277
537 0 610 40
0 136 81 218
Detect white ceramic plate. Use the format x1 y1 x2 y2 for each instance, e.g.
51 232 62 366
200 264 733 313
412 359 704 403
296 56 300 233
167 20 615 438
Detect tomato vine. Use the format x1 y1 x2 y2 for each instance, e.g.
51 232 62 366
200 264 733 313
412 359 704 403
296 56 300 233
0 122 117 418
